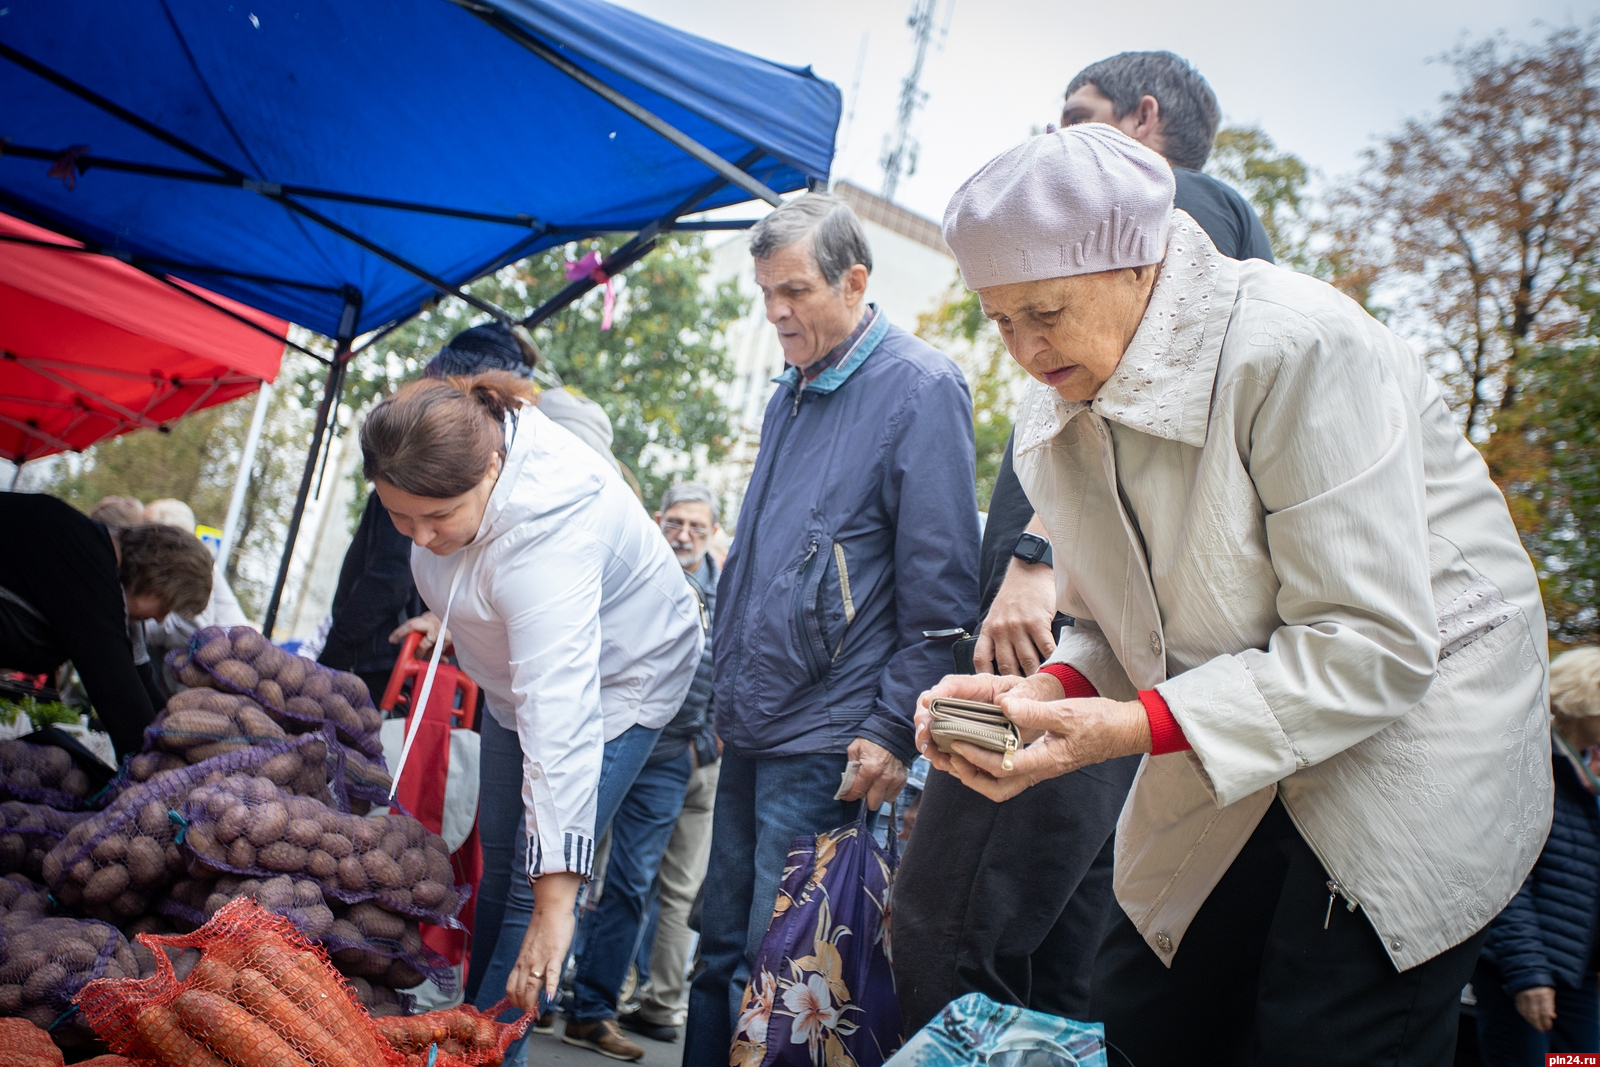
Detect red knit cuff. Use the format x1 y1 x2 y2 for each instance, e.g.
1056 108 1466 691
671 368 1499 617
1140 688 1191 755
1037 663 1098 699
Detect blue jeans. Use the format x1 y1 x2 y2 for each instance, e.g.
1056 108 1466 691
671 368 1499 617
571 749 694 1021
469 714 662 1061
1475 960 1600 1063
683 749 870 1067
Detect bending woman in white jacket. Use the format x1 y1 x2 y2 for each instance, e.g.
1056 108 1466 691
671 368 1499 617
359 371 703 1017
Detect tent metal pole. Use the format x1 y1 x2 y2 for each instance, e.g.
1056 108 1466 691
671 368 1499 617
262 291 361 638
218 382 273 577
455 3 785 207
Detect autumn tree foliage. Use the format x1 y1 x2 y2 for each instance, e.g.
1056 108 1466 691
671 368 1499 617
1336 25 1600 438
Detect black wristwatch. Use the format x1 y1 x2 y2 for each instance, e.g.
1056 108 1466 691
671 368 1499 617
1013 531 1053 568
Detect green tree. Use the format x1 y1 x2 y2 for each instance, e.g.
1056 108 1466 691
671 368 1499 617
326 233 747 512
1488 283 1600 643
917 282 1021 508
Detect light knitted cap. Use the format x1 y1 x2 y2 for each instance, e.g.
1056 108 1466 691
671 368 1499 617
943 124 1175 290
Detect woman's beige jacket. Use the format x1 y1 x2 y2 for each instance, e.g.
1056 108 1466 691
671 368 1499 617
1014 212 1552 971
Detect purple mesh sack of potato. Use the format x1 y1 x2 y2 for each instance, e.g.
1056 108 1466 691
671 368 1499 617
185 625 385 759
177 776 467 929
0 739 94 810
0 801 91 882
42 733 344 922
161 872 453 992
0 913 146 1051
0 871 53 920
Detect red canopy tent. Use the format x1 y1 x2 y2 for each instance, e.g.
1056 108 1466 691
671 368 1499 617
0 211 287 467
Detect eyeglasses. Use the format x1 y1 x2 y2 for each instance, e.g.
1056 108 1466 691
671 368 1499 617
661 519 712 538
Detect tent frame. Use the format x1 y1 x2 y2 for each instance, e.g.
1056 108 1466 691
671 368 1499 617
2 14 798 636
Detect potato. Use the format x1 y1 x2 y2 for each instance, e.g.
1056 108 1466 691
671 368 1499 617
243 777 279 805
227 837 257 870
379 832 407 861
216 804 250 844
346 902 401 940
83 864 131 905
179 660 215 688
234 704 284 740
289 904 334 939
257 842 307 872
255 679 286 709
384 958 425 989
376 888 413 912
0 984 21 1014
357 704 383 734
254 875 294 910
184 826 225 871
275 655 309 692
276 819 318 851
336 856 368 891
165 843 185 876
195 633 233 666
134 800 169 839
160 709 232 740
245 802 289 846
317 831 353 860
285 696 325 721
187 741 247 762
54 938 100 970
326 694 359 727
305 849 338 881
167 688 209 710
91 833 128 865
399 848 428 884
360 849 404 890
59 768 89 797
22 961 67 1002
214 660 260 692
229 626 270 657
125 836 166 886
299 671 333 702
348 820 381 853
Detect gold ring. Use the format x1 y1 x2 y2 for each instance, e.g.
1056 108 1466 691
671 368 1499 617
530 971 545 979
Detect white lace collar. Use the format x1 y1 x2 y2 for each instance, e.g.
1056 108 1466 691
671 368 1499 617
1015 210 1228 456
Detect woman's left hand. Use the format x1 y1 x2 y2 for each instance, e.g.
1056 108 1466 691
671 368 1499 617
506 871 581 1013
946 692 1152 802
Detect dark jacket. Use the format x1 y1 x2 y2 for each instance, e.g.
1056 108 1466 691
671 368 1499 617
319 493 426 677
712 314 980 764
977 171 1276 615
649 553 718 767
0 493 158 757
1481 736 1600 993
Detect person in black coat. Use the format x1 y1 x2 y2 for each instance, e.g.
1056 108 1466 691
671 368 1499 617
1476 646 1600 1061
0 493 214 758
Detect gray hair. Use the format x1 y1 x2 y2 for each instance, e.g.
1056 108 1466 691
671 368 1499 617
660 481 720 527
748 193 873 287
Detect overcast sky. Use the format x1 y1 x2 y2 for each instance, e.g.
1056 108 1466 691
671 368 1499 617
613 0 1590 223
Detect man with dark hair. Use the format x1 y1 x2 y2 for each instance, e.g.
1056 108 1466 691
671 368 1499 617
684 193 979 1066
891 51 1278 1034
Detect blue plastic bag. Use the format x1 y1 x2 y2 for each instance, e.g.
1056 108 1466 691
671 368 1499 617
883 993 1107 1067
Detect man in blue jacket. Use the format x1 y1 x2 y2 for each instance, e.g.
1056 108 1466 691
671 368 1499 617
683 193 980 1065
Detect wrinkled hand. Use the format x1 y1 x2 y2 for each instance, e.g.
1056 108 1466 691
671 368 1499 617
917 672 1149 802
1514 986 1556 1032
506 871 580 1012
841 738 907 811
389 612 451 656
973 559 1057 676
914 673 1043 773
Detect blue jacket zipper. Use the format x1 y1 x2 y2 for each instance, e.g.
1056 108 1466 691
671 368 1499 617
794 539 822 682
725 381 807 692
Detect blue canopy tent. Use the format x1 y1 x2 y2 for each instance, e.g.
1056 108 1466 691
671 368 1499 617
0 0 839 631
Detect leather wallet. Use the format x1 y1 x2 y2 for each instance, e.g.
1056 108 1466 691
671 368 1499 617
928 697 1021 770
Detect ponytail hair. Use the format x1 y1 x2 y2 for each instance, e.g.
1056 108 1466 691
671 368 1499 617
361 371 536 498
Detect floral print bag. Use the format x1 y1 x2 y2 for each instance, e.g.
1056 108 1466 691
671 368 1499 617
882 993 1107 1067
732 812 900 1067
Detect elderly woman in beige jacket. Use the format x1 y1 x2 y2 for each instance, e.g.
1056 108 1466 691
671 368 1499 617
919 124 1552 1066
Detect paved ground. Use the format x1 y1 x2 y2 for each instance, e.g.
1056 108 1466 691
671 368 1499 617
523 1016 684 1067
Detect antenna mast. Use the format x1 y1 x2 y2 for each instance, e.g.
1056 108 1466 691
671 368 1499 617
880 0 943 202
